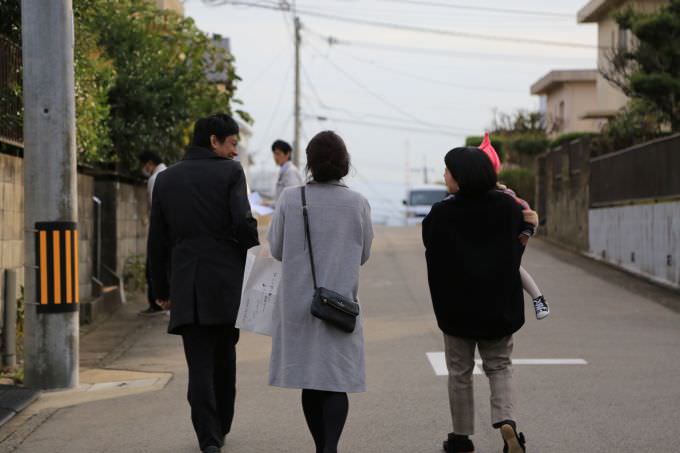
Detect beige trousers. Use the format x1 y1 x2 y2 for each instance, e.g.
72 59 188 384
443 334 515 435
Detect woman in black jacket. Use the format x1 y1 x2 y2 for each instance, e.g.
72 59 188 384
422 147 527 453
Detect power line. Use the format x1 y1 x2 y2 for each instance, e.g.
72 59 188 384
201 1 597 49
301 80 486 129
297 10 595 49
251 53 294 152
303 114 471 137
376 0 574 18
306 40 473 133
306 29 593 65
318 39 529 94
300 61 467 129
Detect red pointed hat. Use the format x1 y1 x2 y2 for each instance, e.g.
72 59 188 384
479 132 501 174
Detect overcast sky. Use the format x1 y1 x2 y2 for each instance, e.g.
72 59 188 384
184 0 597 204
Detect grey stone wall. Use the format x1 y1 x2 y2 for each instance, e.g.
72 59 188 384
535 138 590 252
77 173 94 298
1 153 147 299
115 181 148 277
0 154 24 286
94 178 148 286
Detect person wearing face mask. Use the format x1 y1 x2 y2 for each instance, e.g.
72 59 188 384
149 114 258 453
271 139 304 206
139 151 167 315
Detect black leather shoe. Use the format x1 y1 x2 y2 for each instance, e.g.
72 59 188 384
202 446 221 453
442 432 475 452
138 306 163 316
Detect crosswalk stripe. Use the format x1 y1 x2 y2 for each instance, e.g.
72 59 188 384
426 352 588 376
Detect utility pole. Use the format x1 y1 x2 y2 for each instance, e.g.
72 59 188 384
293 12 302 167
21 0 79 390
423 155 429 184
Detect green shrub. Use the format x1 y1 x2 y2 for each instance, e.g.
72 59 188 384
1 0 250 174
123 255 146 293
498 167 535 207
509 134 549 156
550 132 597 149
590 100 668 157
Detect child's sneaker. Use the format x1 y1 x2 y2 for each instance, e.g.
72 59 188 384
500 423 526 453
533 295 549 320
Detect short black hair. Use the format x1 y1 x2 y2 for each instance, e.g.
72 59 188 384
139 151 162 165
271 139 293 155
191 114 239 149
306 131 350 182
444 147 497 196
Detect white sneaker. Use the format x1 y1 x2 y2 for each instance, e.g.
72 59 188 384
533 296 549 320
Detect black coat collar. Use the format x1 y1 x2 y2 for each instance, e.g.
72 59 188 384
183 145 223 161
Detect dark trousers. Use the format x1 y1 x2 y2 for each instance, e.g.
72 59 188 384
145 256 160 310
181 325 238 450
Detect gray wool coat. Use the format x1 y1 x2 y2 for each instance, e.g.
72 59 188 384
267 181 373 393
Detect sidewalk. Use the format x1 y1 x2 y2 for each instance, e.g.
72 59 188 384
0 294 170 450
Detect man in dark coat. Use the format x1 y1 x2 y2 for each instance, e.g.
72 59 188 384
149 114 259 453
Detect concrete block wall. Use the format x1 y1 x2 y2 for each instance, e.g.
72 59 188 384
77 173 94 298
115 182 148 277
94 177 148 286
1 153 147 299
536 139 591 252
0 154 25 287
589 201 680 289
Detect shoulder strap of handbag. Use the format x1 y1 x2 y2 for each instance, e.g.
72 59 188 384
301 186 318 290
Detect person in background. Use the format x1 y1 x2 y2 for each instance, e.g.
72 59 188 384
423 147 527 453
139 151 167 316
271 139 304 205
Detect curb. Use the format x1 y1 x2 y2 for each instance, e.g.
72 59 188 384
0 386 40 428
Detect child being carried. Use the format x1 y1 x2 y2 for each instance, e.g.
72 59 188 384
479 132 549 320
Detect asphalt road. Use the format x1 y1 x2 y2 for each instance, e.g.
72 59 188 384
6 226 680 452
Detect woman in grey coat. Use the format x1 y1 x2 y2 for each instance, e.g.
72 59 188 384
267 131 373 453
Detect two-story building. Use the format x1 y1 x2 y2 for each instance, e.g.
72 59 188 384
530 70 603 138
577 0 669 120
531 0 669 136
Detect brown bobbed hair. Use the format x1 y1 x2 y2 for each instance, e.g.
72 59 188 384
305 131 350 182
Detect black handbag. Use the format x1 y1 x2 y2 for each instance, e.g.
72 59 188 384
301 186 360 333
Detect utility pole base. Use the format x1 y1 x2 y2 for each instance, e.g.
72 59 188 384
24 310 79 390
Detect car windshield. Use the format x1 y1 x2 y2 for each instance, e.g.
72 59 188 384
409 189 447 206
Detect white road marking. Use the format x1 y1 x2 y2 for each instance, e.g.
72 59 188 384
426 352 449 376
426 352 588 376
508 359 588 365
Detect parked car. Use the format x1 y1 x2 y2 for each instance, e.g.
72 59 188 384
402 184 448 224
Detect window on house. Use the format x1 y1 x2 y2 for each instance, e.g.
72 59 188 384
618 28 629 51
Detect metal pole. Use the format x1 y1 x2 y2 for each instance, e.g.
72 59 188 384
2 270 17 369
93 196 102 282
293 14 302 167
21 0 79 390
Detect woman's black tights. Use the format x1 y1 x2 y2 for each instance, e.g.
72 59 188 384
301 389 349 453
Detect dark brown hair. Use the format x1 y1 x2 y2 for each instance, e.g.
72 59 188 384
305 131 350 182
444 147 497 196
